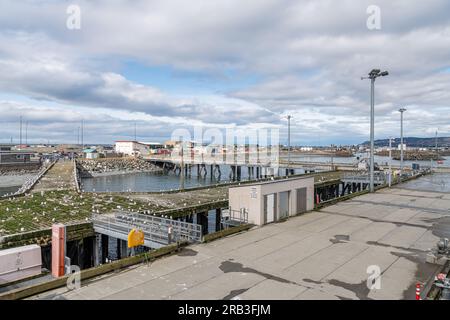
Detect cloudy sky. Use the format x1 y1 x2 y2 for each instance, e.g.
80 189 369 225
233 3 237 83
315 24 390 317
0 0 449 145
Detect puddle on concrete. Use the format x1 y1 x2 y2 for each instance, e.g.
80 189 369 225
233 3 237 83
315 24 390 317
390 251 440 300
329 234 350 244
337 295 353 300
399 173 450 193
431 216 450 239
327 279 372 300
420 217 441 224
222 288 249 300
177 248 198 257
302 278 322 285
219 260 295 285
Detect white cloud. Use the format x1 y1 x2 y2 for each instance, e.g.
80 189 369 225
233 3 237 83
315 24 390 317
0 0 449 144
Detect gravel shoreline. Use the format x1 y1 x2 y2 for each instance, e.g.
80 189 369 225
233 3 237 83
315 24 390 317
84 169 164 178
77 158 162 178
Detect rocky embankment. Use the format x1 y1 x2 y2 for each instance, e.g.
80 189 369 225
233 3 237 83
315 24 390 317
0 167 40 176
376 150 444 161
290 150 354 157
76 158 162 177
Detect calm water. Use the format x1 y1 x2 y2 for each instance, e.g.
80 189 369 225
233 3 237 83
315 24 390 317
81 154 449 193
398 173 450 193
80 165 308 192
0 186 20 197
290 153 450 166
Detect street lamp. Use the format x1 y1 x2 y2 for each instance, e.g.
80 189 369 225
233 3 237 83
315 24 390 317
399 108 407 182
388 136 393 187
362 69 389 192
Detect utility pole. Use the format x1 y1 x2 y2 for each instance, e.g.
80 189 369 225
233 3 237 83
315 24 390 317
134 122 137 141
435 130 438 163
81 119 84 150
399 108 407 182
361 69 389 192
286 115 292 176
19 115 22 147
25 121 28 146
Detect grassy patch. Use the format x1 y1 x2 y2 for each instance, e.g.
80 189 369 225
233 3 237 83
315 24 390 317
0 190 162 236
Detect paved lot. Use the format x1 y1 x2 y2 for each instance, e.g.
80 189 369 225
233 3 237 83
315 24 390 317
32 182 450 300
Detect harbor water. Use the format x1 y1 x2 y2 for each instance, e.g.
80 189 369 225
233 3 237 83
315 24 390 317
80 154 449 193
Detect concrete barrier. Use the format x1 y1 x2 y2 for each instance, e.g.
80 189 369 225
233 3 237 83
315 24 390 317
202 224 253 243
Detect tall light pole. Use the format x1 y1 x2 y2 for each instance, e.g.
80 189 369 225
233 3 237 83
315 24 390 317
362 69 389 192
388 137 392 187
399 108 407 181
286 115 292 176
435 130 438 165
180 140 185 190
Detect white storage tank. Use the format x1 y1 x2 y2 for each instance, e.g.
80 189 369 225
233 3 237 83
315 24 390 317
0 244 42 284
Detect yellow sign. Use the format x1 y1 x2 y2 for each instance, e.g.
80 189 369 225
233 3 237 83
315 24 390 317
128 229 144 248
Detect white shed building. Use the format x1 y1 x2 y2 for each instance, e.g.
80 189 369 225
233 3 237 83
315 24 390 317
228 176 315 226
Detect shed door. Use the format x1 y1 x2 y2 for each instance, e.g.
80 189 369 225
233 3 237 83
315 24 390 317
296 188 307 214
278 191 290 219
264 194 275 223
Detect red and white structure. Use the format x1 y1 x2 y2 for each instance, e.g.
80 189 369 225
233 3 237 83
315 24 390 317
51 224 66 278
416 283 422 300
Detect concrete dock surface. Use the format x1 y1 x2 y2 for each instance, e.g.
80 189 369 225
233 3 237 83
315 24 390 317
31 179 450 300
32 160 76 192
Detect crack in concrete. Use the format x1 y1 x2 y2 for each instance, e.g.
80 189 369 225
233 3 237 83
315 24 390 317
365 241 427 253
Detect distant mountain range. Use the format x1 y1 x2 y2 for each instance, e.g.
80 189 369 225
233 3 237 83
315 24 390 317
360 137 450 148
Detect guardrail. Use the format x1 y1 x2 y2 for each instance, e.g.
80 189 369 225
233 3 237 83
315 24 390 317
314 169 432 210
222 208 249 229
73 159 81 193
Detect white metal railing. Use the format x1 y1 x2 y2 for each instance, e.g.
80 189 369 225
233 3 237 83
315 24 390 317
222 208 248 228
73 159 81 193
92 211 202 247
